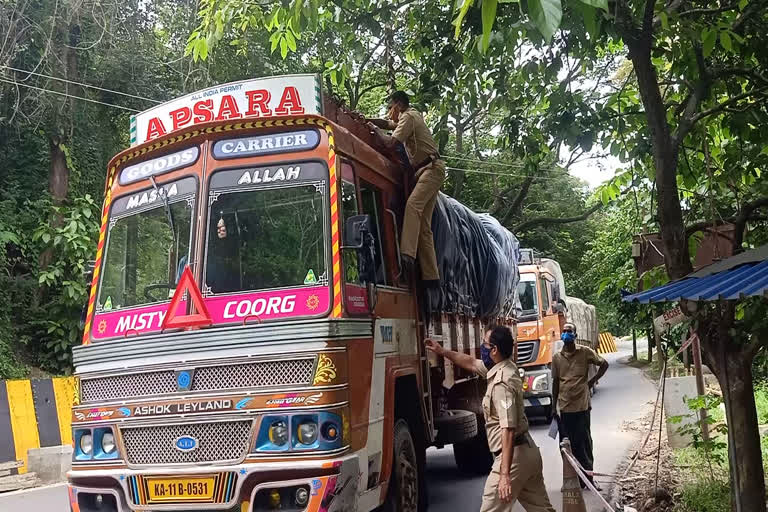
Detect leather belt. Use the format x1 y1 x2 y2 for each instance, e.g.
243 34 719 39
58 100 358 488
415 154 440 171
493 433 529 457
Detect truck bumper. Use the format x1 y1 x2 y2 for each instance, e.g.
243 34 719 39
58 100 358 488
67 454 360 512
523 396 551 408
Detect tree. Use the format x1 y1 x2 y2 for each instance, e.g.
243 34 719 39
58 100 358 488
188 0 768 506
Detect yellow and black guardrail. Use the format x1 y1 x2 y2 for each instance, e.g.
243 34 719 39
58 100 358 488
597 332 618 354
0 377 77 473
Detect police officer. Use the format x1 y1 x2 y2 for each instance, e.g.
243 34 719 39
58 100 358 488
426 325 556 511
368 91 444 286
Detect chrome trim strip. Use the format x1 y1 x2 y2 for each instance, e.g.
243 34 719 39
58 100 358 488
248 446 349 458
74 319 372 373
77 383 348 407
72 460 126 468
73 401 350 427
68 453 359 479
78 351 328 380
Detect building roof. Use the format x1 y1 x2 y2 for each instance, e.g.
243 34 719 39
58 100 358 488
622 245 768 303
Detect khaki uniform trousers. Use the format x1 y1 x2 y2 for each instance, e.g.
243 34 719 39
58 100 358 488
401 159 445 281
480 443 555 512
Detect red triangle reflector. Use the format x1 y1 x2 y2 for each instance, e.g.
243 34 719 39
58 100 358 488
161 266 212 330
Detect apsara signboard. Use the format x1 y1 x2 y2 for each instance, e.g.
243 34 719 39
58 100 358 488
130 74 323 146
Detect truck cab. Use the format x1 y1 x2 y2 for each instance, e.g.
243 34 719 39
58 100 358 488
514 251 564 422
514 249 600 422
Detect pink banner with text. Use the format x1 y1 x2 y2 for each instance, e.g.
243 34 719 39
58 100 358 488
90 286 330 340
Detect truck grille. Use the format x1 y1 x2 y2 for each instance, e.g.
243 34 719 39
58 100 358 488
516 341 539 365
121 420 252 465
80 358 315 402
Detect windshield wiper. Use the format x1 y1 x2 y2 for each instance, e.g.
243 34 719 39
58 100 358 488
149 176 176 243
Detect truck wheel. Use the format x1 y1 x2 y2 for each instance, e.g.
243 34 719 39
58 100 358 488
382 419 420 512
453 426 493 475
434 409 478 445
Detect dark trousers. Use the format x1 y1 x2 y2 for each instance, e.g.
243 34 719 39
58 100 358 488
559 410 594 486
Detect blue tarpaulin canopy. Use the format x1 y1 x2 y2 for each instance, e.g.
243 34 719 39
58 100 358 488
622 244 768 304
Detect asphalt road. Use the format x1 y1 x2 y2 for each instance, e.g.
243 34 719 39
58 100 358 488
426 339 655 512
0 340 652 512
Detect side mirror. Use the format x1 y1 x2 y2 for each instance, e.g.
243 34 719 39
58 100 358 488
553 299 567 314
343 215 377 284
343 215 374 249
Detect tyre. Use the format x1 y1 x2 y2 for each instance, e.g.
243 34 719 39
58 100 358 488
453 422 493 475
382 419 420 512
434 409 478 445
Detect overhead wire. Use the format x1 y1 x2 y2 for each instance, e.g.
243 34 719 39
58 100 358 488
445 166 567 181
0 69 591 184
443 153 530 169
0 65 162 104
0 77 140 112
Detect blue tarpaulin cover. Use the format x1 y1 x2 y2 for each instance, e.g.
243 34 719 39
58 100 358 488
622 245 768 303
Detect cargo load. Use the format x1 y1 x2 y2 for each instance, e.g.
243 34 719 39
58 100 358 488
428 193 521 318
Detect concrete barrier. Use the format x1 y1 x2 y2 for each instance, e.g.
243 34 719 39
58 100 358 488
0 482 69 509
0 377 77 473
27 445 73 483
663 375 698 448
597 332 617 354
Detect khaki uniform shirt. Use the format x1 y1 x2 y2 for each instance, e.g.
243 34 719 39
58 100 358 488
552 345 605 413
474 358 529 453
389 108 439 165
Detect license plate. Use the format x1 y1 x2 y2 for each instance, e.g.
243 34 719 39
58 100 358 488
146 476 216 502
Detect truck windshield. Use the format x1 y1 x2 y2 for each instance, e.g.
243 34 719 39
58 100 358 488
517 274 538 319
98 182 194 310
204 183 326 294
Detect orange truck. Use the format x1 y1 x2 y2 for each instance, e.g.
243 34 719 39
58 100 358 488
515 249 599 422
67 74 521 512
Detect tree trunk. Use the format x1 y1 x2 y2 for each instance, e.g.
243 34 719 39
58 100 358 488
701 316 766 512
720 351 764 511
48 136 69 205
452 116 465 199
626 40 693 279
384 24 396 92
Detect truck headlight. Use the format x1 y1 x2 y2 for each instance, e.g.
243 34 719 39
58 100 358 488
101 432 115 453
269 421 289 446
80 433 93 455
532 374 549 392
297 421 319 445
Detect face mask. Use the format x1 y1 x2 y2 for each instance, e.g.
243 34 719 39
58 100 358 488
561 332 575 344
481 344 495 370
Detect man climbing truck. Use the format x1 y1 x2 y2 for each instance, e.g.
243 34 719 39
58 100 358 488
515 249 599 423
68 74 521 512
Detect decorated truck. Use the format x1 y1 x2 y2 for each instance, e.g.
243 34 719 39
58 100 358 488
514 249 599 422
68 74 521 512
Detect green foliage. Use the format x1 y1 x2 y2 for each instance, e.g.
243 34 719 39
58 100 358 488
676 479 730 512
669 393 729 467
527 0 562 42
29 196 99 372
671 386 768 511
571 199 639 334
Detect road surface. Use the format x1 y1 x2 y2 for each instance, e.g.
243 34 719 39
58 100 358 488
0 340 651 512
426 339 654 511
